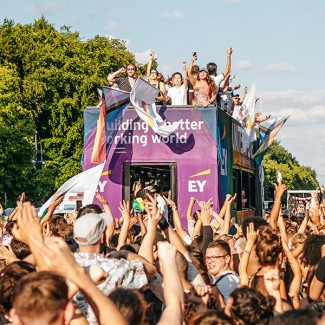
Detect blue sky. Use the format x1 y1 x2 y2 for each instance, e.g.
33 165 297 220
1 0 325 185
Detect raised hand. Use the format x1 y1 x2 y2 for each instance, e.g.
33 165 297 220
12 202 42 245
95 193 108 206
227 47 233 56
246 222 258 245
118 200 130 220
163 196 177 209
0 243 18 264
264 268 281 295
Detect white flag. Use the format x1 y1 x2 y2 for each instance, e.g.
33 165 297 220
38 162 105 215
130 78 179 138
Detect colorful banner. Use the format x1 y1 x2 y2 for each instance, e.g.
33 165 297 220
232 121 255 169
253 115 289 165
218 110 234 203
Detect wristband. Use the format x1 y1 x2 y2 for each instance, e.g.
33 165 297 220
172 207 177 211
158 218 169 231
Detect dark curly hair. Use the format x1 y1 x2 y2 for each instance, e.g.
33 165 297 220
301 234 325 267
229 287 275 325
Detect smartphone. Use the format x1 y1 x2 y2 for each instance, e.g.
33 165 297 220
76 200 82 210
193 52 197 56
277 170 282 184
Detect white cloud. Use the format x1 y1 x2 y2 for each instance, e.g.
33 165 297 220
263 62 297 73
106 21 120 31
29 1 63 16
159 11 184 19
235 60 252 70
257 88 325 184
224 0 243 3
134 49 152 65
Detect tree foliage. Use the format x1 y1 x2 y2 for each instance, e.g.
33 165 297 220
0 18 135 205
263 141 318 190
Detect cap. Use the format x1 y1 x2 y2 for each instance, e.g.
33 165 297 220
73 212 112 246
199 67 209 74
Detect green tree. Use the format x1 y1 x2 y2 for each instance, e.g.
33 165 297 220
263 141 318 190
0 18 135 205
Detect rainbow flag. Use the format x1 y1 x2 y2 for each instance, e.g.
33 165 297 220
84 87 130 167
253 115 289 165
130 78 179 137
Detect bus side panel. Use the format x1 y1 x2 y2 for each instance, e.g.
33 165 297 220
84 106 220 226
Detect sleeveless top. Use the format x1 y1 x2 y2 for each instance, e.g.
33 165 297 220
192 85 212 106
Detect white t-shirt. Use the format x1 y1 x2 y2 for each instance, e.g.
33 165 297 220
167 84 188 105
156 195 168 221
211 74 225 94
232 105 245 123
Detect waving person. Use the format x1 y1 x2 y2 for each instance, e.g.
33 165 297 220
188 53 216 108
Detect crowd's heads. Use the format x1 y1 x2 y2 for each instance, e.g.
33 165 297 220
207 62 217 76
172 72 183 87
0 261 36 314
10 271 73 325
242 216 268 238
10 239 31 260
255 226 282 267
189 310 234 325
149 68 158 80
109 288 147 325
225 287 275 325
301 234 325 267
77 204 102 219
74 212 111 246
205 240 231 277
126 63 137 77
270 309 320 325
48 215 73 240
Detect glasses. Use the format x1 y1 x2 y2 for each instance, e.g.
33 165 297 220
127 68 135 71
150 71 157 75
205 255 227 262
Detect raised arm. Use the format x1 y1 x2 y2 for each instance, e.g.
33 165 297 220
220 194 237 235
187 54 197 86
146 50 155 76
239 85 248 105
182 61 188 90
107 67 126 83
238 222 257 286
281 235 301 309
157 241 184 325
31 236 127 325
116 201 130 250
222 47 232 78
164 196 188 240
270 181 287 230
40 194 65 226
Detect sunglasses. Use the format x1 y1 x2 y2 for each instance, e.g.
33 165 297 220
150 71 157 75
127 68 135 71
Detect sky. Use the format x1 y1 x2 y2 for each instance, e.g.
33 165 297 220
1 0 325 185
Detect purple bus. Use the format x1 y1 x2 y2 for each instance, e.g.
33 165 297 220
83 105 261 224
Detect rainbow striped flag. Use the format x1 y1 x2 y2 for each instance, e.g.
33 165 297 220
130 78 179 137
86 87 130 166
253 115 289 165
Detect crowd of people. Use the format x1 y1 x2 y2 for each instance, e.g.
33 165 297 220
0 178 325 324
0 49 323 324
106 49 271 128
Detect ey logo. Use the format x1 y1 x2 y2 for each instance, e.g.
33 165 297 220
188 169 210 193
